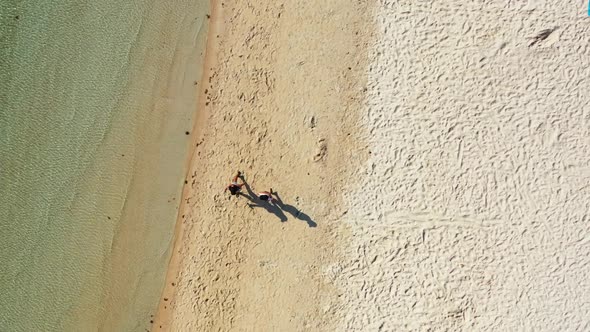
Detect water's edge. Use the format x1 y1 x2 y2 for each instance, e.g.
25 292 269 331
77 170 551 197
0 1 209 331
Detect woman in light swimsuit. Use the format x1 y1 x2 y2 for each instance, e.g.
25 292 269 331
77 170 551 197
257 188 276 203
225 171 244 196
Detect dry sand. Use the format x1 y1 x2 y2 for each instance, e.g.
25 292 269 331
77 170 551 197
153 0 373 330
155 0 590 331
334 1 590 330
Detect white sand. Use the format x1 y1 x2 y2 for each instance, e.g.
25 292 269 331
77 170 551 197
334 1 590 330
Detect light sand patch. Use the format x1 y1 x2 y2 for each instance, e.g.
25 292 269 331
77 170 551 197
336 0 590 330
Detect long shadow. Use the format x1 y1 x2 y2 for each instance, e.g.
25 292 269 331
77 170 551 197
240 180 287 222
273 192 317 228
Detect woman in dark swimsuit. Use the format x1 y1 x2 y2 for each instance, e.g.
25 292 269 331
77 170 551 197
257 188 276 203
225 171 244 195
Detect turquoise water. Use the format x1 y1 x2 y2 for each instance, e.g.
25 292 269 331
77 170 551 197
0 1 208 330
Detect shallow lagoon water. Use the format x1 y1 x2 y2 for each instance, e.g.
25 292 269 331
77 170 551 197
0 1 208 330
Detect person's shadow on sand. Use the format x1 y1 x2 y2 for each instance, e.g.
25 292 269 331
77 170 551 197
273 192 317 228
239 177 316 227
240 180 288 222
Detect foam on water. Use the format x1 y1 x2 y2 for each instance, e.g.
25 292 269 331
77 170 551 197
0 0 209 330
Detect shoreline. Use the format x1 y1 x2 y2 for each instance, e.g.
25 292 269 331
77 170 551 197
0 1 213 331
150 1 376 330
93 1 215 330
151 0 222 329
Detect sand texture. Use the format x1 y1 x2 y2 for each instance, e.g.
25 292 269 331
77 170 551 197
153 0 373 330
335 1 590 331
155 0 590 331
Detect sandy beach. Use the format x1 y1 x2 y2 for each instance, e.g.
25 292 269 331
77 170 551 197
154 0 590 331
153 0 374 330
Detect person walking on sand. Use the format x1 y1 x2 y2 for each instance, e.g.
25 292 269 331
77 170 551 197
257 188 276 203
225 171 245 196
